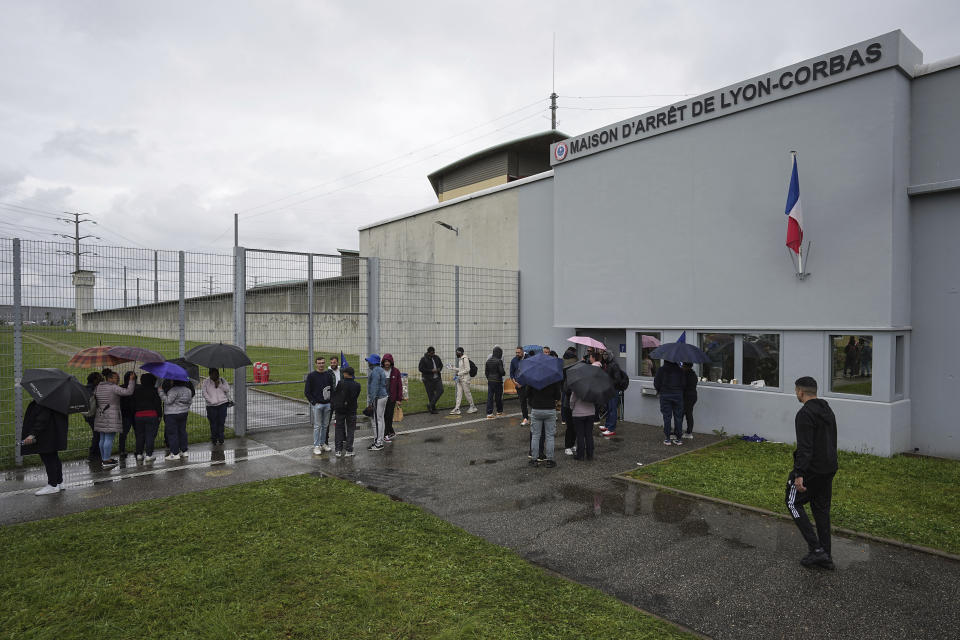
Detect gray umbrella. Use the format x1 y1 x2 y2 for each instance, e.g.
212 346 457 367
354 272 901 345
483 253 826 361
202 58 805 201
184 342 253 368
19 368 91 415
565 362 616 404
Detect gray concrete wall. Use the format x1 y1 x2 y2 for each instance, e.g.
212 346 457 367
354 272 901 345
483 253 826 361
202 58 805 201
553 69 912 331
910 190 960 458
517 177 567 349
360 187 520 270
910 64 960 186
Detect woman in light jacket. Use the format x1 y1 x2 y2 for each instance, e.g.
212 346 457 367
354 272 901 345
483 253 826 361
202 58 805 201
94 368 136 469
159 379 194 460
201 368 230 446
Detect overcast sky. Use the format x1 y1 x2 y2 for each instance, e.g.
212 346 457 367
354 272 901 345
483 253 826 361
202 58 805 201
2 0 958 256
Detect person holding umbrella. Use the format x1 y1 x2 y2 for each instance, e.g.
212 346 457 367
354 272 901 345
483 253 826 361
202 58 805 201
83 371 103 463
93 368 137 469
132 372 163 463
516 353 563 467
654 361 686 445
159 378 194 461
18 368 91 493
201 368 231 446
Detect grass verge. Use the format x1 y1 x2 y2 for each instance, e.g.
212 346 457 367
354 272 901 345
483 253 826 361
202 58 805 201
0 475 692 640
626 439 960 555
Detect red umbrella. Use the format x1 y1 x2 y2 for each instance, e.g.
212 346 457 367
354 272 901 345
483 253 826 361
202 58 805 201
67 346 129 368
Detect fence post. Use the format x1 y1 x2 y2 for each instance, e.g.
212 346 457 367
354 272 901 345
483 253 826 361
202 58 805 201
516 270 521 347
178 251 185 358
307 254 314 366
153 250 159 303
233 246 247 436
366 257 380 357
13 239 23 465
454 265 460 349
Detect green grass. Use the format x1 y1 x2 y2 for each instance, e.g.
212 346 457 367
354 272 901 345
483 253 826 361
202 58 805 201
0 475 692 640
626 439 960 554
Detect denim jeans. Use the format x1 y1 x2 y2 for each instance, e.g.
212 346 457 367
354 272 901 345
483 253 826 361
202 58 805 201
206 403 228 442
134 416 160 456
604 394 618 430
659 392 684 439
529 408 556 461
98 432 116 461
164 412 189 455
312 403 332 447
486 381 503 415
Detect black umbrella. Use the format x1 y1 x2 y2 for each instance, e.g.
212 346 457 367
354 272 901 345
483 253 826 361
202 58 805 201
184 342 253 368
19 368 92 415
168 357 200 381
565 362 616 404
650 342 710 364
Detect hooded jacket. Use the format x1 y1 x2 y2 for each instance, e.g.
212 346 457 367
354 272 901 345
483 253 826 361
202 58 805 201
654 361 685 394
418 352 443 379
20 401 68 454
485 347 505 382
383 354 404 402
792 398 838 478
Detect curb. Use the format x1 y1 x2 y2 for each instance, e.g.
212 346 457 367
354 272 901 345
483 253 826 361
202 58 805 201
614 474 960 563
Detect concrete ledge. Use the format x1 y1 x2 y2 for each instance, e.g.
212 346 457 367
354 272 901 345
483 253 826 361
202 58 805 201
614 473 960 563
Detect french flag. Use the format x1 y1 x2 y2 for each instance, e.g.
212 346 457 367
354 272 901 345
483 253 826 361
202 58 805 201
784 155 803 254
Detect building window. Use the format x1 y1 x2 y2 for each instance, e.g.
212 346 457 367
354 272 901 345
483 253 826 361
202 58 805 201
700 333 735 382
830 335 873 396
638 332 661 377
895 335 905 396
743 334 780 388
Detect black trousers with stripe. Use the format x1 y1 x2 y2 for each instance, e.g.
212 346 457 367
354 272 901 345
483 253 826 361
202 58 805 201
785 472 834 554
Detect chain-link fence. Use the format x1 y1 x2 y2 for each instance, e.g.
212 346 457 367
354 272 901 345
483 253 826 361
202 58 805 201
1 237 518 466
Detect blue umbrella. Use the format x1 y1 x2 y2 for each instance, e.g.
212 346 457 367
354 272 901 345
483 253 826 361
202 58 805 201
649 342 710 364
522 344 543 355
141 361 190 381
516 353 563 389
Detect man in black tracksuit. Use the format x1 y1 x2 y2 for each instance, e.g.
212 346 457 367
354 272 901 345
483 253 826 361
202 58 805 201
785 376 839 570
418 347 444 414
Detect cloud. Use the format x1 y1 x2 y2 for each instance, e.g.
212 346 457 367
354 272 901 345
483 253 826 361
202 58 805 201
42 128 140 167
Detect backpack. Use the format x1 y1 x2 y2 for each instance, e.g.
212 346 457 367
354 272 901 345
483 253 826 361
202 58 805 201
469 359 478 378
609 360 630 391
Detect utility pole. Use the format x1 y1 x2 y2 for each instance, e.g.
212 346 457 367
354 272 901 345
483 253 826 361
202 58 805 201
55 212 99 272
136 277 140 306
550 32 558 130
123 266 128 307
209 275 213 295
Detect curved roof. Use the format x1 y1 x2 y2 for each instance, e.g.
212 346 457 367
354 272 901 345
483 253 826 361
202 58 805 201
427 130 568 196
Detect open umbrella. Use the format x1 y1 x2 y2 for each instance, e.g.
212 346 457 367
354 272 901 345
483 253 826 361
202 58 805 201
67 346 128 368
565 362 616 403
521 344 543 355
650 342 710 364
168 357 200 381
516 353 563 390
567 336 608 351
185 342 253 368
19 368 92 414
640 335 661 348
107 346 164 363
141 361 190 382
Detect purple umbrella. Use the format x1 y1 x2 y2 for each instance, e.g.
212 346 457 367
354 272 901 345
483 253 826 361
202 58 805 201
141 361 190 381
107 346 164 363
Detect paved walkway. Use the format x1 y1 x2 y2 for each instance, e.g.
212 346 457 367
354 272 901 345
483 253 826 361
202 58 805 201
2 410 957 639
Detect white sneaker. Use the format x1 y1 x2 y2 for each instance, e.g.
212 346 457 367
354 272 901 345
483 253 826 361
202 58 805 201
35 484 60 495
467 407 478 414
180 452 189 459
144 455 155 464
322 444 332 452
671 437 683 446
450 409 461 415
164 453 180 461
57 483 64 491
564 448 575 456
520 419 530 426
136 454 144 463
682 433 694 440
312 446 323 455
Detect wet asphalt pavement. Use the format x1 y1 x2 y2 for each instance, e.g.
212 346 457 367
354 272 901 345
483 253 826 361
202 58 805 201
2 406 958 639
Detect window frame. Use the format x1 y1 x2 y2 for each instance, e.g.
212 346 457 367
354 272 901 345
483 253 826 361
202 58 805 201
825 333 875 400
636 330 663 378
694 330 783 392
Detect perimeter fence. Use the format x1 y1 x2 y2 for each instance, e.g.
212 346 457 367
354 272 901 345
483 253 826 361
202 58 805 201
0 238 518 468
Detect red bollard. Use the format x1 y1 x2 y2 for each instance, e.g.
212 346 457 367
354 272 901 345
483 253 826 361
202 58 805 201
262 362 270 383
253 362 263 383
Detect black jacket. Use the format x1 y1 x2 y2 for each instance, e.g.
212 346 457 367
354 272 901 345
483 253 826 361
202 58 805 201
683 368 699 398
793 398 838 478
485 347 505 382
132 383 163 416
305 369 335 405
654 362 685 394
527 382 562 410
20 401 68 455
332 378 362 414
418 353 443 379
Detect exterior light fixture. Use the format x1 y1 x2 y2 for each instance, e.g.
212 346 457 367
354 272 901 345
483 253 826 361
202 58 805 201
435 221 459 236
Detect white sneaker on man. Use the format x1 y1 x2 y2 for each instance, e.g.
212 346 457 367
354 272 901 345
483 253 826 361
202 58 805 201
312 446 322 455
180 452 189 459
35 484 60 495
682 433 694 440
520 418 530 426
164 453 180 461
467 407 478 414
450 409 461 415
144 455 155 464
322 444 333 452
564 448 575 456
